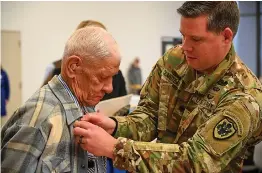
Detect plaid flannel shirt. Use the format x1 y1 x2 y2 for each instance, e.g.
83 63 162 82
1 75 106 173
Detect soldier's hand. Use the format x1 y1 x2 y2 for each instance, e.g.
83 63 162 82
74 120 117 158
81 111 116 135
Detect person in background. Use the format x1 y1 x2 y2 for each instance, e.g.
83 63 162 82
1 26 121 173
1 66 10 117
127 57 142 95
42 59 62 86
73 1 262 172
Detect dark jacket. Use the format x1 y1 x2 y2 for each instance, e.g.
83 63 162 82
102 70 127 101
42 59 62 86
1 68 10 116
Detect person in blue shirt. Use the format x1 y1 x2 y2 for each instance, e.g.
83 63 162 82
1 66 10 116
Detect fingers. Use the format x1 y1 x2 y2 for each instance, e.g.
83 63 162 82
79 135 86 144
73 121 96 138
74 124 90 147
75 135 88 147
74 120 95 129
74 126 90 136
81 112 99 121
81 114 91 121
81 111 106 120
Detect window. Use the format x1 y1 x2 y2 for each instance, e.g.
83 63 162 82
237 2 261 77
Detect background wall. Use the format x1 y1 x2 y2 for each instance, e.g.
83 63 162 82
1 1 184 102
236 1 261 78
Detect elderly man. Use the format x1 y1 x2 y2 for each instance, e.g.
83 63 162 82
1 26 121 173
74 1 262 173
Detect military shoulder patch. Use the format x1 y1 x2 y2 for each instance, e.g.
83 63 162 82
198 109 251 156
213 118 236 140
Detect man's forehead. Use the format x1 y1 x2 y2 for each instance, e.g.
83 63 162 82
179 30 206 38
97 61 119 73
180 16 208 34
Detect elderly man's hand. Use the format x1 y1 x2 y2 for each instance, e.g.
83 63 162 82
74 120 117 159
80 111 116 135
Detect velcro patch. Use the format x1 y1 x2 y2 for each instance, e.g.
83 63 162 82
213 118 236 140
198 111 251 156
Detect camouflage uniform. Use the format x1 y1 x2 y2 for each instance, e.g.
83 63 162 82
112 45 262 173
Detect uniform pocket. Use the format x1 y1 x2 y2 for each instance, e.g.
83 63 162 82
158 82 172 131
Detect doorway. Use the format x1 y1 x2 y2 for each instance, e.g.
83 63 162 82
1 30 22 126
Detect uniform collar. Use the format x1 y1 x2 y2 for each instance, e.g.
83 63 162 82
184 44 236 94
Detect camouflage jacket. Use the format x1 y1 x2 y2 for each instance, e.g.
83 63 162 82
112 45 262 173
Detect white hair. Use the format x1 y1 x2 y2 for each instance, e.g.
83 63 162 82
62 26 113 60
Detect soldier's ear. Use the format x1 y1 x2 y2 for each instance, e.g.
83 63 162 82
222 27 233 44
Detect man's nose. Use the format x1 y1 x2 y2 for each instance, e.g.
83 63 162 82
103 79 113 94
182 38 193 52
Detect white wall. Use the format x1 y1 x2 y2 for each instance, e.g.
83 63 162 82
1 1 184 102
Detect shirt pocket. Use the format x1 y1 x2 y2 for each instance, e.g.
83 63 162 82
41 156 71 173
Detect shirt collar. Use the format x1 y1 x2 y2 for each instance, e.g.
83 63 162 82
56 75 95 123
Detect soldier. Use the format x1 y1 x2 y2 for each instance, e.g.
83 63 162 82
74 1 262 173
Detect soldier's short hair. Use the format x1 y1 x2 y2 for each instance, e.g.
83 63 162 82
177 1 240 38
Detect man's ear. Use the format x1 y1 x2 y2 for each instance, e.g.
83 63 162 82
222 27 233 44
64 55 83 79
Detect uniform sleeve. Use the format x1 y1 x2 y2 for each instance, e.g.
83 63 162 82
114 51 168 142
112 92 262 173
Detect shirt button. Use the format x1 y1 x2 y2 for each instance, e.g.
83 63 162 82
81 164 85 169
88 160 94 168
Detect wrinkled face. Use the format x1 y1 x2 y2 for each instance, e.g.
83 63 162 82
180 15 228 72
72 56 120 106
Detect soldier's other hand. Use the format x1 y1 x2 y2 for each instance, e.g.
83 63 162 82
74 121 117 159
80 111 116 135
